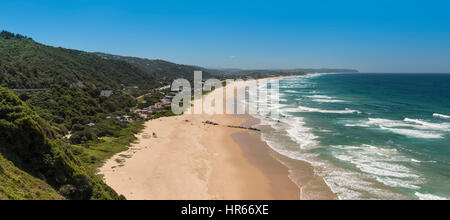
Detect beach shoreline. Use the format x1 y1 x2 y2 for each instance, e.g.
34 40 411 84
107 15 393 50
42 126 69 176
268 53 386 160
99 75 337 200
234 114 337 200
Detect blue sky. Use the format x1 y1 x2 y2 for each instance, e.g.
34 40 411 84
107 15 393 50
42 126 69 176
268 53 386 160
2 0 450 72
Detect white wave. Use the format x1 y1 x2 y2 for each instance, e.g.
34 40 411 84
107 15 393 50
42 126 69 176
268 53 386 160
367 118 450 131
298 106 361 114
284 117 318 149
415 192 448 200
344 123 371 127
319 167 406 200
362 118 448 139
410 159 437 163
332 145 423 190
375 177 421 190
368 118 416 128
261 132 405 199
433 113 450 119
312 99 346 103
257 116 408 199
380 126 443 139
302 72 333 78
404 118 450 131
307 95 333 99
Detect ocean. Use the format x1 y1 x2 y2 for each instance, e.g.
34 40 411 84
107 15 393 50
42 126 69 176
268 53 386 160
249 73 450 200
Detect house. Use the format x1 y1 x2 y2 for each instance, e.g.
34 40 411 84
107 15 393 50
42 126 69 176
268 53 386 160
135 107 154 115
87 123 95 127
154 102 164 110
144 106 155 113
161 98 171 105
123 115 132 122
100 90 113 97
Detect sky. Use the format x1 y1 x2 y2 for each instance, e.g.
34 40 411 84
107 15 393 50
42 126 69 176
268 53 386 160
2 0 450 73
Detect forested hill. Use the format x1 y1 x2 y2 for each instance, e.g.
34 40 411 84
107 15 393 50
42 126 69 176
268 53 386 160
0 87 122 200
0 31 159 90
95 52 217 83
0 31 156 200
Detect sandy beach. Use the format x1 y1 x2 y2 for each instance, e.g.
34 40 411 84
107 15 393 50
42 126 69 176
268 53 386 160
100 78 336 200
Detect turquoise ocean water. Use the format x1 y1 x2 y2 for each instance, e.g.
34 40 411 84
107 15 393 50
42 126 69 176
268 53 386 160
250 73 450 200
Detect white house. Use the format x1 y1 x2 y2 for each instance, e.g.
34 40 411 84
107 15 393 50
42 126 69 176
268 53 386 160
100 90 113 97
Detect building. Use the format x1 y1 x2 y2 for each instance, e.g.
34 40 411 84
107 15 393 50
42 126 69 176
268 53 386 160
161 98 171 105
154 103 164 110
100 90 113 97
123 115 132 122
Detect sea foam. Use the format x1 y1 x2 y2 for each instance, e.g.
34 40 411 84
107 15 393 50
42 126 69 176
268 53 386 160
284 117 318 149
415 192 448 200
298 106 361 114
344 118 449 139
307 95 333 99
312 99 346 103
380 127 443 139
433 113 450 119
404 118 450 131
332 145 423 190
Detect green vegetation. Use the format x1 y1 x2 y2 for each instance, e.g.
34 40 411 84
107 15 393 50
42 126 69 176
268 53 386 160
137 90 167 109
0 31 156 91
151 110 176 120
70 121 144 168
0 31 187 200
95 53 219 85
0 87 124 200
0 154 64 200
0 31 32 40
24 85 137 133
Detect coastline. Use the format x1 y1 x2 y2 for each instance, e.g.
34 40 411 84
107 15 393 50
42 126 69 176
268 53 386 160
234 114 337 200
99 75 337 200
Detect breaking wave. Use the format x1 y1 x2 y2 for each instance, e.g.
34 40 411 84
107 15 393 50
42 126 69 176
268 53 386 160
433 113 450 119
298 106 361 114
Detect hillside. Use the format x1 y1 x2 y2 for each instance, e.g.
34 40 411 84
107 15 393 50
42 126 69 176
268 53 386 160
0 31 158 90
0 31 180 200
0 87 124 200
95 52 218 83
0 154 64 200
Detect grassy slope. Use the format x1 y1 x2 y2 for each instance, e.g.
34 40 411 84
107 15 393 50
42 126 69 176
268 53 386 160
72 120 145 168
0 154 64 200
